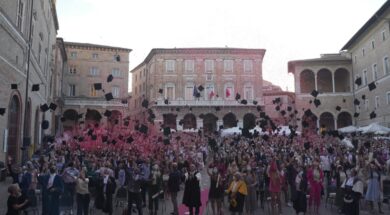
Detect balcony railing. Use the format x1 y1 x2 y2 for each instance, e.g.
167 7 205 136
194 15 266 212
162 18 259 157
64 97 127 108
154 98 264 106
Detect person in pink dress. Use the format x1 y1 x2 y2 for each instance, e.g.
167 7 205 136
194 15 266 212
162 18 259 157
267 160 282 214
307 160 324 215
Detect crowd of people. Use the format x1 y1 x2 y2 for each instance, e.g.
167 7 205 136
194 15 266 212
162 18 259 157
4 115 390 215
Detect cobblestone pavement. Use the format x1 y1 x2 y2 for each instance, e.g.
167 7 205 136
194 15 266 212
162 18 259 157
1 173 389 215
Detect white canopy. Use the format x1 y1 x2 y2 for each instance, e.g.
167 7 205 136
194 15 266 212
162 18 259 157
341 138 354 148
358 123 390 135
221 127 241 137
338 125 358 133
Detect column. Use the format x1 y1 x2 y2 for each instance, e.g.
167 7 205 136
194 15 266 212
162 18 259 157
332 72 336 93
334 116 338 130
314 73 318 91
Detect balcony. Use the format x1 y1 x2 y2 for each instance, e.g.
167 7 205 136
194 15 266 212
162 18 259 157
153 97 264 107
64 97 127 108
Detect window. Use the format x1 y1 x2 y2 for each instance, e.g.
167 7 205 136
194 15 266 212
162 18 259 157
362 48 365 57
225 84 234 100
365 99 369 110
363 70 368 85
69 65 76 74
69 84 76 96
372 64 378 81
16 0 24 31
375 96 380 108
205 84 215 100
244 86 254 100
165 60 175 72
90 85 97 97
244 60 253 73
112 87 120 98
387 92 390 105
384 56 389 74
224 60 234 72
354 55 357 64
205 60 214 73
89 67 99 76
371 40 375 49
382 31 387 41
184 60 194 73
92 53 98 59
70 52 77 59
112 68 121 77
165 85 175 99
185 85 194 100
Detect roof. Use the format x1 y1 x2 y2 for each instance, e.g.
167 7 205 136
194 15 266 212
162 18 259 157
130 47 266 73
50 0 59 30
341 0 390 50
64 41 132 52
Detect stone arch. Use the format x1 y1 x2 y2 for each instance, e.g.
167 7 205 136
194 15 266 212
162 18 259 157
337 111 352 129
243 113 256 129
109 110 122 127
317 68 333 93
7 93 22 163
163 113 177 130
85 109 102 123
319 112 335 130
63 109 79 131
203 113 218 134
183 113 197 130
223 112 237 128
299 69 315 93
334 68 350 92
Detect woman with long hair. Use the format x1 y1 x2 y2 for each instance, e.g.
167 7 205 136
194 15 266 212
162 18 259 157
226 172 247 215
307 160 323 215
267 160 282 214
365 161 384 213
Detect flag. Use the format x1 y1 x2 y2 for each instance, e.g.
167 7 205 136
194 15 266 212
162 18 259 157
225 88 230 97
193 85 199 97
209 90 215 99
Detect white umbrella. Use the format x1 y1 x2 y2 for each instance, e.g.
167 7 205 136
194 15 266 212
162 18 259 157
358 123 390 135
221 127 241 137
341 138 354 148
338 125 358 133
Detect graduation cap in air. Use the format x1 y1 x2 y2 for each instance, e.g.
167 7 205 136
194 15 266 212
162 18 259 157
336 106 341 111
40 104 49 112
124 121 129 126
139 124 148 134
142 99 149 108
105 93 114 101
280 110 286 116
275 106 280 111
41 120 49 130
304 109 313 117
342 98 346 103
126 136 134 144
235 93 241 100
104 110 112 117
107 74 114 83
111 139 117 145
256 106 262 112
355 77 362 86
11 84 18 90
362 95 366 100
368 82 376 91
94 83 102 90
198 85 204 91
240 99 247 105
121 99 128 104
313 99 321 108
189 107 193 111
311 90 319 97
0 108 6 116
215 106 221 111
259 112 266 118
354 99 360 106
289 113 295 118
32 84 40 91
115 55 121 62
175 107 180 112
370 111 376 119
78 113 84 119
294 110 298 114
158 89 163 94
164 99 169 105
78 136 84 142
287 106 292 112
253 100 258 105
275 97 281 103
354 112 360 118
87 129 93 136
49 103 57 111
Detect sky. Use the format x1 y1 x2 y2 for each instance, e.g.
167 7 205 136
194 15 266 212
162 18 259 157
56 0 387 92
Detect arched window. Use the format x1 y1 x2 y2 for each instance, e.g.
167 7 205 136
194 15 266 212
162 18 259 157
299 70 315 93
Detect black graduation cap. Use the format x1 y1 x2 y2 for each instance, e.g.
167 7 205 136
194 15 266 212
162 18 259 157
105 93 114 101
175 107 180 112
309 100 313 104
163 127 171 135
219 125 224 130
142 99 149 108
370 111 376 119
77 113 83 119
235 93 241 100
115 55 121 62
126 136 134 144
158 89 163 94
354 112 360 118
354 99 360 106
0 108 6 116
294 110 298 114
274 97 281 103
40 104 49 112
139 124 148 134
104 110 112 117
215 106 221 111
355 77 362 86
189 107 193 111
198 85 204 91
280 110 286 116
313 99 321 108
111 139 117 145
32 84 40 91
287 106 292 112
164 99 169 105
289 113 295 118
342 98 346 103
49 103 57 111
256 106 262 112
41 120 49 130
362 95 366 100
78 136 84 142
304 109 313 117
107 74 114 83
311 90 319 97
275 106 280 111
253 100 258 105
336 106 341 111
87 129 93 136
368 82 376 91
121 99 128 104
94 83 102 90
240 99 247 105
259 112 266 118
11 84 18 90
